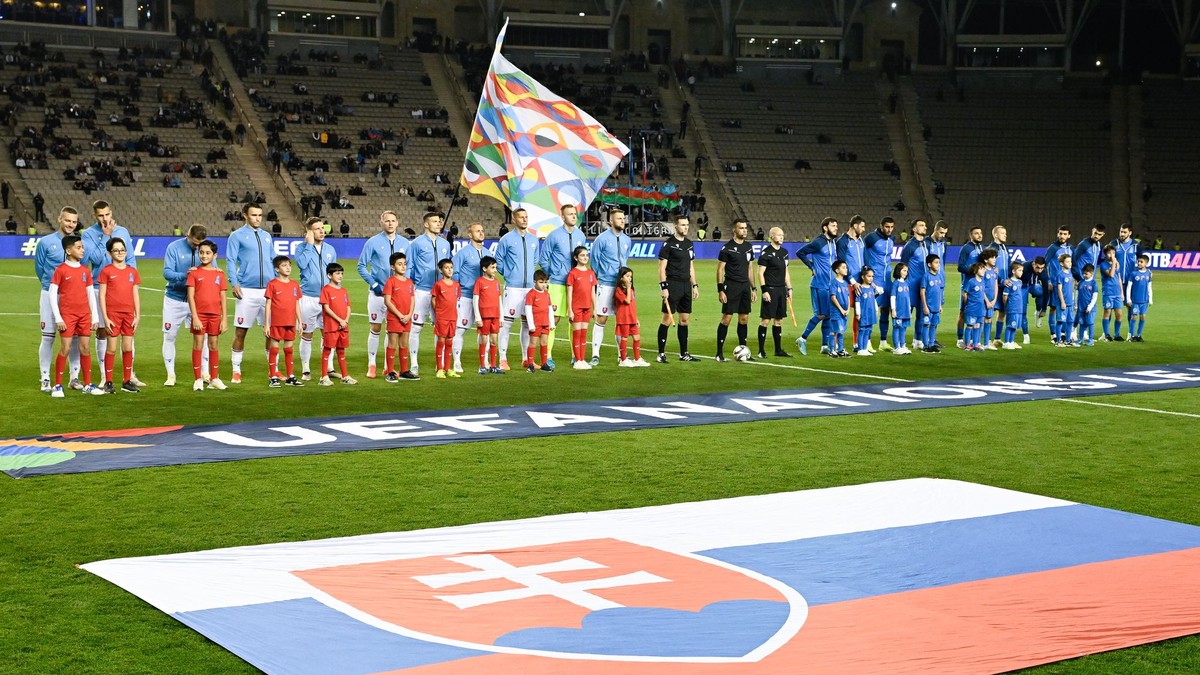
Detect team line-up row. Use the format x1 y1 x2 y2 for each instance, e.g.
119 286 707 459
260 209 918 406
32 202 1157 395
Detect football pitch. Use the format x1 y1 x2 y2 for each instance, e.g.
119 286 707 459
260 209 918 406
2 258 1199 673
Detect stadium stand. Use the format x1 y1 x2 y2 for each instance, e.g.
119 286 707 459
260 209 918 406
238 43 506 237
1 41 256 235
1140 82 1200 247
914 75 1113 243
691 71 901 233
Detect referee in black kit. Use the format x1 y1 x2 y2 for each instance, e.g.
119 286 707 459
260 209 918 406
657 213 700 362
715 219 758 361
757 226 794 358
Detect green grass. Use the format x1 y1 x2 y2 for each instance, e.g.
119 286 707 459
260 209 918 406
2 258 1199 673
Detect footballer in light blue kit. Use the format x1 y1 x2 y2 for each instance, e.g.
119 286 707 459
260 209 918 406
1099 244 1124 341
1075 264 1098 346
854 267 882 355
962 262 987 351
890 263 912 354
1001 261 1025 349
979 248 999 350
1125 253 1153 342
1054 253 1077 346
828 260 851 357
919 254 946 353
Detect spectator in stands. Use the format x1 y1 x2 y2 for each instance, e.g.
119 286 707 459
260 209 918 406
32 190 45 222
1 180 8 209
339 220 350 237
4 214 15 234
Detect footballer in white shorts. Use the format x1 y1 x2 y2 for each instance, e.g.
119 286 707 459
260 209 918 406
455 297 475 333
39 290 56 333
412 289 433 325
161 296 192 333
233 287 267 329
300 295 323 333
502 286 530 323
595 284 617 318
365 294 387 326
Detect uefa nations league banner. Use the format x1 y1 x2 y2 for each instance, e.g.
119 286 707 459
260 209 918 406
5 364 1200 477
3 236 1200 270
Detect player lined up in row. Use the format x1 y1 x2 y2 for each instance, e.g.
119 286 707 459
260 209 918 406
790 217 1153 359
32 200 1157 394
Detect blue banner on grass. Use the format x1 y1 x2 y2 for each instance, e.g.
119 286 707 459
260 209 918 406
4 364 1199 477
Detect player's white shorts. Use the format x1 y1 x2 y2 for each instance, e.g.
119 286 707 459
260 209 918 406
455 297 475 333
502 287 530 323
93 293 108 330
39 290 55 333
595 284 616 318
412 289 432 325
300 296 323 333
365 294 386 326
234 287 266 329
161 296 192 333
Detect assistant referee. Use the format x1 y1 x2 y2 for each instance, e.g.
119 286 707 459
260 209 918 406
715 219 758 361
657 213 700 362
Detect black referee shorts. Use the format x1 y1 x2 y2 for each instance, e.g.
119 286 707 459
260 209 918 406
722 282 752 315
760 285 788 320
662 279 693 314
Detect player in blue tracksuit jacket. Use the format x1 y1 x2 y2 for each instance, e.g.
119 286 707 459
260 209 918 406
295 217 338 376
898 219 929 344
1073 225 1105 281
863 217 896 347
34 207 82 387
796 217 839 353
585 211 632 362
356 211 408 374
956 226 985 343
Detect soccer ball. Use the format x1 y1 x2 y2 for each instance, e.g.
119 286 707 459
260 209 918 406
732 345 751 362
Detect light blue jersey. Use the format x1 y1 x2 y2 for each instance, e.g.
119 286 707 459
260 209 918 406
357 232 408 294
81 223 137 287
496 229 542 288
589 228 631 286
539 225 588 285
226 224 274 289
408 233 452 292
452 243 488 297
163 237 201 302
34 231 68 291
295 241 338 297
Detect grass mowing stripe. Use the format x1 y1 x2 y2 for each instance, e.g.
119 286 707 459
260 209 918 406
1054 398 1200 418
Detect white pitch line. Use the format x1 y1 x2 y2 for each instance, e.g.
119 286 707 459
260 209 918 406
1054 398 1200 418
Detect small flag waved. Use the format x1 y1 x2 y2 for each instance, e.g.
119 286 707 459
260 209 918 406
461 19 630 234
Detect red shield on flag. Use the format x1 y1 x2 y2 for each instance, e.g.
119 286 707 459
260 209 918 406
293 538 800 659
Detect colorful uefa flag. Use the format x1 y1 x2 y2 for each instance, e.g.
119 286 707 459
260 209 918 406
461 19 629 235
84 479 1200 674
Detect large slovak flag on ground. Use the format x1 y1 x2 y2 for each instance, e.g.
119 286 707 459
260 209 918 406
83 479 1200 673
460 19 629 234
